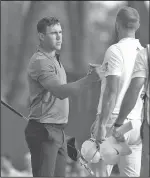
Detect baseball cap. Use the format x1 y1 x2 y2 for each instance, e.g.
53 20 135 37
116 6 140 29
100 136 132 165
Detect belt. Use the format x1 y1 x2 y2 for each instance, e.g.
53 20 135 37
45 123 66 129
29 119 66 129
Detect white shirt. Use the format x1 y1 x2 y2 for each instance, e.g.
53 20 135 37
132 45 149 124
132 46 149 80
97 38 144 120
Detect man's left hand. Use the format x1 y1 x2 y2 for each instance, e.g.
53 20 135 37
112 126 126 142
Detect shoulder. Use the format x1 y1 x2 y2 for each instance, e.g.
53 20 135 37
136 48 148 67
102 44 123 76
104 44 123 64
132 48 148 79
28 52 55 71
27 52 57 80
106 44 122 56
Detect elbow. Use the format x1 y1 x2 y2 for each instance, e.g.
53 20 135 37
50 91 66 100
58 96 67 100
107 89 117 100
55 93 68 100
128 85 140 99
106 90 118 105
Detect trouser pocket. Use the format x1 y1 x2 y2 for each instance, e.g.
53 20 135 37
44 124 64 147
25 120 48 143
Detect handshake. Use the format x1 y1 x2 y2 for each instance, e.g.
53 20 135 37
86 63 105 83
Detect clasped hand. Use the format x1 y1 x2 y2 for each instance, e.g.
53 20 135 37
111 126 126 142
87 63 104 82
91 116 126 143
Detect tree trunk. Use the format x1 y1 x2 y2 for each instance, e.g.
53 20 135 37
128 1 149 46
5 2 45 105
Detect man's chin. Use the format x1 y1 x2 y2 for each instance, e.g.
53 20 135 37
55 46 61 51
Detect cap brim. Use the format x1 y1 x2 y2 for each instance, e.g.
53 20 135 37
100 137 132 165
112 142 132 156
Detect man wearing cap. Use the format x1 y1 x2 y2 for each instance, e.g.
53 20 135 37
91 6 144 176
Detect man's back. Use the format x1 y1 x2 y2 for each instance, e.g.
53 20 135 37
98 38 143 120
93 6 144 177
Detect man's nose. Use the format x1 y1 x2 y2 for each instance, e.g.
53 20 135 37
56 33 61 40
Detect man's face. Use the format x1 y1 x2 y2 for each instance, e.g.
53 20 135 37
42 23 62 51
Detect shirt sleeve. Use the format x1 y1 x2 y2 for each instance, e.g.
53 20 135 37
28 57 58 84
132 49 148 79
102 45 123 77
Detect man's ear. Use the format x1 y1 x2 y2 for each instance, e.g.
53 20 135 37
115 21 119 32
38 32 45 41
135 22 140 31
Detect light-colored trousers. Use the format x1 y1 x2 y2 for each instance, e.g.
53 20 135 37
92 114 142 177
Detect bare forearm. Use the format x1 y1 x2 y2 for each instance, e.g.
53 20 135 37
115 77 146 125
51 76 92 99
99 89 117 126
115 86 140 125
40 66 101 100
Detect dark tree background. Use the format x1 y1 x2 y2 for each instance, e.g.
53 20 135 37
1 1 149 174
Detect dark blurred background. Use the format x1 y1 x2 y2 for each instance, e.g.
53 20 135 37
1 1 149 177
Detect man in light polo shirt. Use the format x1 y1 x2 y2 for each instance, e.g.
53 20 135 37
114 45 149 176
25 17 101 177
91 6 144 176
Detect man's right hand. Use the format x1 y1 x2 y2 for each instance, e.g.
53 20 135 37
87 65 103 83
74 64 103 93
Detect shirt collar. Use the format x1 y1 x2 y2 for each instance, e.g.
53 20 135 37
119 37 138 43
37 46 60 62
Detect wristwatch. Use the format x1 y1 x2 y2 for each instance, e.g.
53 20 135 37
113 123 123 127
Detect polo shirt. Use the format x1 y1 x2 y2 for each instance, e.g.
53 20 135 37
97 38 144 120
132 46 149 124
27 50 69 124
